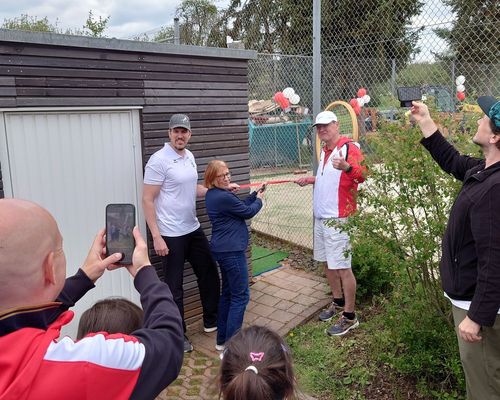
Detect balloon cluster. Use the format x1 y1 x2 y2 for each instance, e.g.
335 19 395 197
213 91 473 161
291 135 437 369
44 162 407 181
456 75 466 101
273 87 300 111
349 88 371 115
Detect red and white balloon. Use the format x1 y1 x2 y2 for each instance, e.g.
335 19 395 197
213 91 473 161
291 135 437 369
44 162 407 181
274 87 302 111
455 75 466 101
350 87 370 115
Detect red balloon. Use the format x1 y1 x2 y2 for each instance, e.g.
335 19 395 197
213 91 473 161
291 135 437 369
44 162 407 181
349 98 358 108
274 92 284 102
353 103 361 115
278 97 290 109
457 92 465 101
357 88 367 98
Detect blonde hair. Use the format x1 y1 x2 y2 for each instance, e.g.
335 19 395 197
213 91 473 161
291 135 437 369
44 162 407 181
204 160 228 189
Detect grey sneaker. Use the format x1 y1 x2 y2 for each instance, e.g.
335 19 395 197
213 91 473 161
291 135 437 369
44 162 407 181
327 315 359 336
319 302 343 322
184 336 194 353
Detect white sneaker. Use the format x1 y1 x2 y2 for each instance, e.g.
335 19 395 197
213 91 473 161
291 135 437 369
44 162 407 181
204 326 217 333
215 344 225 351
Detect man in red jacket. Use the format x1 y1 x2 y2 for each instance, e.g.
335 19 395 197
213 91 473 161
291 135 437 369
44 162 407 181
0 198 184 400
296 110 366 336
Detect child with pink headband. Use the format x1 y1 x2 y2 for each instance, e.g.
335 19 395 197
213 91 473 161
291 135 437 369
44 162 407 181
218 325 297 399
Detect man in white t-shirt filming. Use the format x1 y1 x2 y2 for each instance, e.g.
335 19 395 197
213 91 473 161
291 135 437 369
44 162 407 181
296 110 366 336
143 114 221 353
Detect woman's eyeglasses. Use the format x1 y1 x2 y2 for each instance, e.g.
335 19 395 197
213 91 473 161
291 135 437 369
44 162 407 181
217 172 231 179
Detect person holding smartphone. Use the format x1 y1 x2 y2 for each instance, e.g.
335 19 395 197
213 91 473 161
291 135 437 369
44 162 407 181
204 160 265 351
411 97 500 399
0 199 183 400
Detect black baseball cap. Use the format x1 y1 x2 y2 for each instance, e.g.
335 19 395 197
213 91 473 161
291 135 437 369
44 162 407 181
478 96 500 130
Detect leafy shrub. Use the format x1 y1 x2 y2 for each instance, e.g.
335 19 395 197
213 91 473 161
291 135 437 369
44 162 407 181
369 283 465 397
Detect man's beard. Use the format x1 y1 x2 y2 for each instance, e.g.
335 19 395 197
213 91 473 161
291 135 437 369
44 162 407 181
173 140 186 150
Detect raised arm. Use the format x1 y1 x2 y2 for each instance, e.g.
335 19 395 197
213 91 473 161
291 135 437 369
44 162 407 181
412 101 483 180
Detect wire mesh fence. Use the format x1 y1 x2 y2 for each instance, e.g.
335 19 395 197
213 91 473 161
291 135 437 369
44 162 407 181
246 0 500 248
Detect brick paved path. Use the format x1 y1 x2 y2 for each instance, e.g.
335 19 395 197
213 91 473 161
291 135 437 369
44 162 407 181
157 265 330 399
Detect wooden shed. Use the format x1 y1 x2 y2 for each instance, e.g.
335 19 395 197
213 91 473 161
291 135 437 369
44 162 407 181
0 29 256 335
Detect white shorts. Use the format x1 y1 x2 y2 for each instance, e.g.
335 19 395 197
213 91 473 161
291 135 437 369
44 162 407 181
313 217 351 269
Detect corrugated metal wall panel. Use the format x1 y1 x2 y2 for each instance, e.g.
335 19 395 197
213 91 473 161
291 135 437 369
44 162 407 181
2 110 143 338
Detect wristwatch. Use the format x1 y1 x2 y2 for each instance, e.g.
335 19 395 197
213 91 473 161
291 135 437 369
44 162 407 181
345 164 353 173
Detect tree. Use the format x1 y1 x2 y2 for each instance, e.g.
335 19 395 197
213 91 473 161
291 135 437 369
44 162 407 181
81 10 110 38
1 10 109 38
2 14 60 33
176 0 223 46
435 0 500 96
215 0 423 104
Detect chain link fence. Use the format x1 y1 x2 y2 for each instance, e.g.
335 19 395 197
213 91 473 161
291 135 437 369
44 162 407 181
246 0 500 248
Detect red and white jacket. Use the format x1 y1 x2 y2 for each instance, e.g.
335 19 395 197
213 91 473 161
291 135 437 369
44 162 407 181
0 266 184 400
314 136 366 218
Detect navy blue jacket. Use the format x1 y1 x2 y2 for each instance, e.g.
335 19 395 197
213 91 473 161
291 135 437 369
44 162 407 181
205 188 263 252
421 131 500 326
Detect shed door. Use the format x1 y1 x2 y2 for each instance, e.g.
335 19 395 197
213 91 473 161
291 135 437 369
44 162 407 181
0 109 145 338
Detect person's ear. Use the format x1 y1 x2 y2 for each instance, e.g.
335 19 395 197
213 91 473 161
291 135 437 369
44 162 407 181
42 251 57 285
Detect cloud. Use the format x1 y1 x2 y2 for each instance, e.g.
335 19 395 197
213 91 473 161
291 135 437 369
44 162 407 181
0 0 182 38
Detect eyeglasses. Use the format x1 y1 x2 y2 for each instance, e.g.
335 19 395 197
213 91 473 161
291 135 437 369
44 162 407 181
217 172 231 179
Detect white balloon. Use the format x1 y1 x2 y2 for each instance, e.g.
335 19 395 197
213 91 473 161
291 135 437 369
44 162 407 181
283 87 295 99
362 94 371 104
290 93 300 105
455 75 465 85
357 97 365 107
456 84 466 93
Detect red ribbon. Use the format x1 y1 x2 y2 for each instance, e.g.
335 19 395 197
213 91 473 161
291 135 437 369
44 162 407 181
239 179 295 189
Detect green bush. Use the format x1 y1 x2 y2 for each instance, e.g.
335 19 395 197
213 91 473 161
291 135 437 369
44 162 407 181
351 235 400 300
369 284 465 397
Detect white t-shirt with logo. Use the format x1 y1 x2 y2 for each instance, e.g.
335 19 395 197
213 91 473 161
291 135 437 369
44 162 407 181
144 143 200 237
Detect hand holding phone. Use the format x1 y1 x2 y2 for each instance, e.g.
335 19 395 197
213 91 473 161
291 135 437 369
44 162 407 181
397 86 422 107
258 183 267 193
106 204 136 265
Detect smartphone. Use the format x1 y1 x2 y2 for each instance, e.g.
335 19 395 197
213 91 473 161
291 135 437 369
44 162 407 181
105 204 136 265
397 86 422 107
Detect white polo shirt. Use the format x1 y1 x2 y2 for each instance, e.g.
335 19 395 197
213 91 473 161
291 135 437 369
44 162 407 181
144 143 200 237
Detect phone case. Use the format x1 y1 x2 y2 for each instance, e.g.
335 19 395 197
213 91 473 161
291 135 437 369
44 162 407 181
105 204 136 265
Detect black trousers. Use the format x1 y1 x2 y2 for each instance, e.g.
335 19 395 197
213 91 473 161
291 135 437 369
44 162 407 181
161 227 220 332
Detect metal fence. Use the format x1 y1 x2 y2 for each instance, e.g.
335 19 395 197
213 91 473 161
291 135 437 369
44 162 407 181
247 0 500 248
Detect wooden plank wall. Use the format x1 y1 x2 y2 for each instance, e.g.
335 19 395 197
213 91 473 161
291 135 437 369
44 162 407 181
0 41 251 326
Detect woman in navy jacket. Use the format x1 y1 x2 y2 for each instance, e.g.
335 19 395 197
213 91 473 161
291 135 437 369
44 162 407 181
204 160 264 350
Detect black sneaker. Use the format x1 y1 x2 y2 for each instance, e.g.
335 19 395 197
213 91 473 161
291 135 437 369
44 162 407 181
319 301 343 322
184 335 194 353
326 315 359 336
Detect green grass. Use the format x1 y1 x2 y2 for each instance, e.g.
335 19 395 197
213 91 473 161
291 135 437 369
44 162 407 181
251 245 288 276
286 319 377 400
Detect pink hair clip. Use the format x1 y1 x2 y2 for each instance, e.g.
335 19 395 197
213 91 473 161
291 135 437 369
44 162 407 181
250 352 265 362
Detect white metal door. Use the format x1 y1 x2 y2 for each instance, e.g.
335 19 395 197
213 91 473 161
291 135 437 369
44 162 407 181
0 108 145 338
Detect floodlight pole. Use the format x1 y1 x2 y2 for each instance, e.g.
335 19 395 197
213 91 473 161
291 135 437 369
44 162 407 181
312 0 321 174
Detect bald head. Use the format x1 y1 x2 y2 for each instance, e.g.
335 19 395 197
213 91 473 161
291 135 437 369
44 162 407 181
0 199 65 311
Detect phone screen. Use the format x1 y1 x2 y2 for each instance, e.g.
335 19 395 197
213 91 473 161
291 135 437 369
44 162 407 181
106 204 136 265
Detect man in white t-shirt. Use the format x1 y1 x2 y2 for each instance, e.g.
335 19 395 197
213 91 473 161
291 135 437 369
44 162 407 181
143 114 220 353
